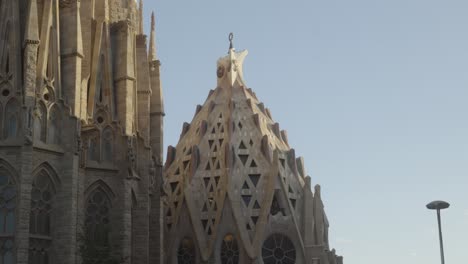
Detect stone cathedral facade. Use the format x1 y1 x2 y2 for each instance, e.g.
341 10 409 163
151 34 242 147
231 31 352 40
0 0 342 264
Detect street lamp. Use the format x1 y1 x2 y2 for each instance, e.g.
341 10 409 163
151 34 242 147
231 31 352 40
426 200 450 264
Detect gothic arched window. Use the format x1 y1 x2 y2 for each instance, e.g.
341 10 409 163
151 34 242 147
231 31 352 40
220 234 239 264
87 132 100 161
0 168 16 264
34 103 47 142
177 237 196 264
4 99 20 139
29 171 56 264
47 106 60 144
262 234 296 264
102 127 113 162
85 189 111 246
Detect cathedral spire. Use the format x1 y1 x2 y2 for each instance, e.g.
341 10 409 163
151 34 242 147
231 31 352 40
139 0 144 34
217 33 248 87
149 11 157 61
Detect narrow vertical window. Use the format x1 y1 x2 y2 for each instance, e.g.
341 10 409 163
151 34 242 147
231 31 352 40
47 106 60 144
4 99 19 139
88 132 100 161
102 127 113 162
33 103 47 142
0 169 16 263
29 171 56 264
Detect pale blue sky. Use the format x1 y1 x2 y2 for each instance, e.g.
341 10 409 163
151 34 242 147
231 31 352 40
144 1 468 263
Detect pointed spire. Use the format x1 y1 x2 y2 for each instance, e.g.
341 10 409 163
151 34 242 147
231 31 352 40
24 0 40 45
217 33 248 87
139 0 144 34
149 11 157 61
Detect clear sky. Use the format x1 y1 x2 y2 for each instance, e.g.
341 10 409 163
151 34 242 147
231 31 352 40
143 1 468 263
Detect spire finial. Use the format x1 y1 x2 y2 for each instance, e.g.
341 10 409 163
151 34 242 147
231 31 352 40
139 0 144 34
149 11 157 61
229 33 234 50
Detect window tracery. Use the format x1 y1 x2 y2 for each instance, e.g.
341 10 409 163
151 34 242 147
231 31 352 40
33 103 47 142
29 171 56 264
177 237 196 264
220 234 239 264
262 234 296 264
85 189 111 246
47 106 60 144
102 127 113 162
88 133 100 161
4 99 19 139
0 169 16 264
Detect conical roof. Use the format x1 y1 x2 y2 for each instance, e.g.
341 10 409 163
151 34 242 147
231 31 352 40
163 41 308 259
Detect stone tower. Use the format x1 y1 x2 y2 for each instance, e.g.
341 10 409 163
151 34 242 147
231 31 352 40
163 38 343 264
0 0 163 263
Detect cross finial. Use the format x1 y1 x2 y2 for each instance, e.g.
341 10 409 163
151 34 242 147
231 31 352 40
229 33 234 50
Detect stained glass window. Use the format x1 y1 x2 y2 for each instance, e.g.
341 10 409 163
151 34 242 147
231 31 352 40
29 171 56 264
177 237 196 264
221 234 239 264
262 234 296 264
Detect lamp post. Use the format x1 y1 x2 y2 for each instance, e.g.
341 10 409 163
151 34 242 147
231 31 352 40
426 200 450 264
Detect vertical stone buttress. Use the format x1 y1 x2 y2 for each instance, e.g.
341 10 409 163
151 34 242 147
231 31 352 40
149 12 164 264
136 34 150 143
133 6 151 263
59 0 83 117
112 19 136 135
14 0 32 262
56 1 82 263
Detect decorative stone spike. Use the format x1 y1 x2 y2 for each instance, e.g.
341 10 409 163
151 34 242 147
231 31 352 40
191 146 200 171
261 135 272 163
180 122 191 140
247 88 258 100
281 130 290 147
296 157 306 178
165 146 176 168
272 123 281 139
195 105 202 115
206 89 215 101
305 176 312 189
257 103 265 114
209 101 216 113
287 149 298 175
200 120 208 136
246 99 254 111
265 108 273 119
253 114 261 129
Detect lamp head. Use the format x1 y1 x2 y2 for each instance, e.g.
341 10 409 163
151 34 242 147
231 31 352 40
426 200 450 210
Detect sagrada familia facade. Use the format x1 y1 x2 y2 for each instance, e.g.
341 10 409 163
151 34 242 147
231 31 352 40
0 0 343 263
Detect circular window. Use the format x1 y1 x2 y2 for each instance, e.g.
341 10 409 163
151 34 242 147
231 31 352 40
221 234 239 264
97 116 104 124
43 93 50 101
177 237 196 264
2 89 10 97
262 234 296 264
